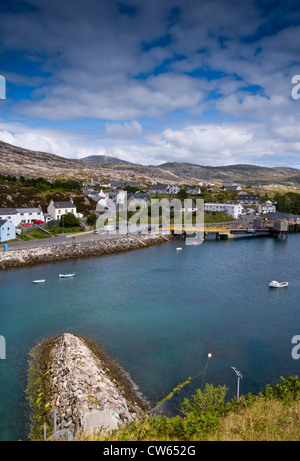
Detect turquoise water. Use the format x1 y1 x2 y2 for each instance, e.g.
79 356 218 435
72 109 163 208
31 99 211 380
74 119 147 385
1 235 300 440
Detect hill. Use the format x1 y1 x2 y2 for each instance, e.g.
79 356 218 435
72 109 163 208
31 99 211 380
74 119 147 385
81 154 130 164
156 162 300 185
1 140 300 186
0 140 184 185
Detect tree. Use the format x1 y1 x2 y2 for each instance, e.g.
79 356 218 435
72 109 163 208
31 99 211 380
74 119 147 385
181 383 228 417
86 213 97 226
60 212 80 228
177 188 188 200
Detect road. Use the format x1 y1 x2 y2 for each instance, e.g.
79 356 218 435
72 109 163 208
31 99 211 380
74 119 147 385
3 215 256 251
4 230 124 251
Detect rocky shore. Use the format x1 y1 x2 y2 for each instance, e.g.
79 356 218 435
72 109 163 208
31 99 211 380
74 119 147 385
0 233 174 270
28 333 149 440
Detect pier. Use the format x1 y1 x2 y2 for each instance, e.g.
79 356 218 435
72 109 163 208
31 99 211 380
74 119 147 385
169 211 300 240
170 225 274 240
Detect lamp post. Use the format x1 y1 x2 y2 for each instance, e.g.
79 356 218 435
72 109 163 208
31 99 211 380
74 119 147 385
231 366 243 401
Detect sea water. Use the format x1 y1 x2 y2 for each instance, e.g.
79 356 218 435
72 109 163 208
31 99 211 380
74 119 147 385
0 234 300 440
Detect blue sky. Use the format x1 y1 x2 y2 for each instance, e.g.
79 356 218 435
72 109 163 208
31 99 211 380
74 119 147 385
0 0 300 167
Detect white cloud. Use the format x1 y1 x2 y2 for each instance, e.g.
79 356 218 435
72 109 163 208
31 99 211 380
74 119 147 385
1 118 300 168
105 120 142 138
1 0 300 169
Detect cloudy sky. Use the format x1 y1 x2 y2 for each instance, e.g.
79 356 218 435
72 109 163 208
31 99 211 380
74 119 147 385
0 0 300 167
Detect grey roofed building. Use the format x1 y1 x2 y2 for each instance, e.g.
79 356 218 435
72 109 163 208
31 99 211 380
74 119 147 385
263 212 300 220
223 183 242 191
132 193 150 201
127 192 151 207
0 208 18 215
150 184 169 193
238 194 260 203
0 219 16 242
51 201 75 208
110 181 124 189
15 207 43 213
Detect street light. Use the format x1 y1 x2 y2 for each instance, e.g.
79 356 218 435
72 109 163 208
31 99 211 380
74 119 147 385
231 366 243 401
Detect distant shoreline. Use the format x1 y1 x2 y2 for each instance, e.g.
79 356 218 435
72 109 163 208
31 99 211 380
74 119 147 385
0 233 175 271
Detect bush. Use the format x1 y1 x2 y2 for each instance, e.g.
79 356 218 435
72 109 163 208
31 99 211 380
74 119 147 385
60 213 80 228
86 213 97 226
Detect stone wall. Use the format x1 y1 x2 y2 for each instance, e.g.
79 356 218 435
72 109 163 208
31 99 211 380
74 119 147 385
29 333 149 440
0 233 174 270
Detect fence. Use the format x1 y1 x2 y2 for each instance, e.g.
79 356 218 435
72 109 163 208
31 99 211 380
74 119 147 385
44 409 73 441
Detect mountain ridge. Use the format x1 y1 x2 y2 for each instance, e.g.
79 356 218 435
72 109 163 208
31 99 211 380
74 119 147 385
0 140 300 186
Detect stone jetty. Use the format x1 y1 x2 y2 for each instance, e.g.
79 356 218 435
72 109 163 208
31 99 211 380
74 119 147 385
0 233 174 270
28 333 148 440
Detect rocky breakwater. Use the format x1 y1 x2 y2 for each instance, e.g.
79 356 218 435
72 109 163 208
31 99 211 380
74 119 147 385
0 233 174 270
27 333 148 440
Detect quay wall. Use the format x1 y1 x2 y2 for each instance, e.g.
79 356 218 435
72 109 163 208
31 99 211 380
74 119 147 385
28 333 149 440
0 233 175 270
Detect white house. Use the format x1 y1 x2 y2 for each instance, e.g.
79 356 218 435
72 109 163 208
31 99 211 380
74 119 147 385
47 199 77 220
186 187 201 195
115 190 127 205
16 207 44 224
223 183 242 191
150 184 183 195
96 190 109 212
167 185 182 194
0 208 20 226
0 220 16 242
258 200 276 214
127 193 151 209
204 203 243 219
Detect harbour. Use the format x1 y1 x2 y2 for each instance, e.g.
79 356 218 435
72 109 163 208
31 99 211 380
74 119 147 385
0 234 300 440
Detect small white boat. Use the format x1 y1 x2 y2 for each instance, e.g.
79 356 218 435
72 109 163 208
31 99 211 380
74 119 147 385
269 280 288 288
32 279 45 283
59 272 76 278
176 247 183 251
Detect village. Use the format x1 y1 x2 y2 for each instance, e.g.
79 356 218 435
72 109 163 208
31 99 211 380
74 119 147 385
0 177 286 245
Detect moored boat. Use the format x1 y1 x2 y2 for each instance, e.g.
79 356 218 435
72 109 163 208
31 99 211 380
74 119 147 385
32 279 45 283
269 280 288 288
59 272 76 278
